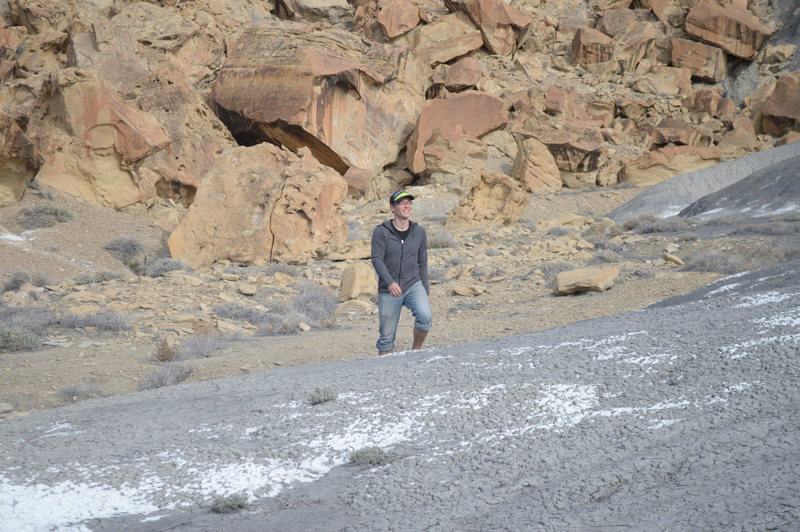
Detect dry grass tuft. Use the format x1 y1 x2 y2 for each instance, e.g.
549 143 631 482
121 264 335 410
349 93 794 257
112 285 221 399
349 446 389 467
138 363 192 391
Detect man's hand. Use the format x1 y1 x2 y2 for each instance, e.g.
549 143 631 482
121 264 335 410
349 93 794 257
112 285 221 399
388 282 403 297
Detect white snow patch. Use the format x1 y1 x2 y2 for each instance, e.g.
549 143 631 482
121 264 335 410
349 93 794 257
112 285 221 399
0 233 26 242
733 291 798 308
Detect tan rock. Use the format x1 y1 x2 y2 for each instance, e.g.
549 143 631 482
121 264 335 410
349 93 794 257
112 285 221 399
597 9 638 37
444 0 532 56
544 87 593 123
648 118 713 149
238 282 258 296
400 12 483 67
572 27 614 67
0 111 37 206
685 0 773 60
407 91 507 174
663 251 684 266
377 0 427 39
621 145 721 186
763 44 796 65
447 172 528 227
612 21 664 73
339 262 376 301
318 239 372 261
760 71 800 137
511 137 562 192
776 131 800 147
210 20 425 176
640 0 688 26
553 266 619 295
633 66 692 97
670 38 727 82
424 129 488 185
168 144 348 268
334 299 374 318
444 56 483 91
450 284 487 296
529 123 608 172
682 89 737 121
276 0 353 24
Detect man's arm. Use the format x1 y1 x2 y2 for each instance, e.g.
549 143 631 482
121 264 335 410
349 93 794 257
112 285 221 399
418 227 429 294
371 226 398 292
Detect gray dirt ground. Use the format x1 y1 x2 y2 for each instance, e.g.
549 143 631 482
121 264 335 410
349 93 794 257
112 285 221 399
1 257 798 531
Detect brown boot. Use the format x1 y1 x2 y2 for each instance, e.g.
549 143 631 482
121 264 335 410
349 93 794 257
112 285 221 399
412 328 428 350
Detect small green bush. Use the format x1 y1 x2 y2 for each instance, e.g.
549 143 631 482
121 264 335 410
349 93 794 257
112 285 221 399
18 204 72 229
210 494 249 514
144 257 188 277
138 363 192 390
0 326 41 352
58 311 131 331
349 446 389 467
309 387 338 405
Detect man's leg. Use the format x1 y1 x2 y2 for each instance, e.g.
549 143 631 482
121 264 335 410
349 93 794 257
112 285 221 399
405 281 432 351
377 291 403 354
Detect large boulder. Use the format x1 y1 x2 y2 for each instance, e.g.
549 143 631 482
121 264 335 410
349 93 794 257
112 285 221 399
670 38 727 82
511 136 562 192
210 20 425 180
612 21 665 74
572 27 614 67
528 123 607 172
443 0 532 56
621 145 721 186
28 69 170 209
377 0 428 39
683 88 737 122
685 0 773 60
760 71 800 137
399 12 483 67
446 172 528 227
423 128 488 185
168 144 348 267
553 266 619 295
406 91 507 174
0 111 37 206
633 66 692 97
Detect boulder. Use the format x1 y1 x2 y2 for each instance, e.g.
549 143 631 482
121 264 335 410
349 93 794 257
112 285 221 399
274 0 353 24
682 89 737 122
639 0 688 26
685 0 773 60
443 0 532 56
511 136 562 192
597 9 638 37
377 0 427 39
423 128 488 185
444 56 483 91
529 123 607 172
670 38 727 82
0 111 37 206
760 71 800 137
407 91 507 174
553 266 619 295
612 21 664 74
446 172 528 227
400 12 483 67
647 118 713 150
168 144 348 267
339 261 376 301
29 69 170 209
110 2 200 53
544 87 593 123
621 145 721 186
718 117 760 156
633 66 692 97
210 20 425 177
572 27 614 67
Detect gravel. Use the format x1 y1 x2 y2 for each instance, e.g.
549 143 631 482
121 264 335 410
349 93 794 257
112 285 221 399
1 258 798 531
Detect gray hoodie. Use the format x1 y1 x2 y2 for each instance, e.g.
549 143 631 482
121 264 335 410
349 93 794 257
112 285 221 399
371 220 429 294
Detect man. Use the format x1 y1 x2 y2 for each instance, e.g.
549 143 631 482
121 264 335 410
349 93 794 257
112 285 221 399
370 189 432 355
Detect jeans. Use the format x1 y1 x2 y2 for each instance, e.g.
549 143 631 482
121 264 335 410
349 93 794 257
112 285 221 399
377 280 432 352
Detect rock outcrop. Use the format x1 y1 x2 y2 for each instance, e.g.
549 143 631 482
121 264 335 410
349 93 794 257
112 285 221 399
168 144 348 267
0 111 37 206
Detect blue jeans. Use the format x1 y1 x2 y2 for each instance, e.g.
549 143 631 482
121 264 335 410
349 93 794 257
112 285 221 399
377 281 432 352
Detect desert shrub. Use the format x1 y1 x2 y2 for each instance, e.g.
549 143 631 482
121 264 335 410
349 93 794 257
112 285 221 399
0 305 58 333
583 235 623 252
623 214 692 234
58 311 131 331
291 281 338 325
58 382 99 403
0 326 41 352
730 222 799 236
446 256 470 267
428 232 456 249
449 299 486 313
213 302 269 325
73 271 125 285
349 446 389 467
210 494 249 514
18 204 73 229
177 332 234 359
3 270 49 293
588 249 622 264
152 337 178 362
309 387 338 405
138 363 192 390
680 252 744 274
699 216 735 227
254 313 302 336
144 257 188 277
772 212 800 222
536 261 575 283
676 232 699 242
484 248 501 257
547 225 577 237
228 262 297 277
104 237 144 262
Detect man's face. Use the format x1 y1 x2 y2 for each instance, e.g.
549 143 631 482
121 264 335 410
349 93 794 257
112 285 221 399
391 199 413 218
